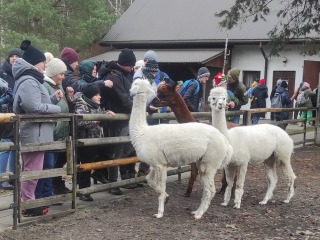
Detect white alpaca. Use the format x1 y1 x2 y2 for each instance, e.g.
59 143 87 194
208 87 296 209
129 79 233 219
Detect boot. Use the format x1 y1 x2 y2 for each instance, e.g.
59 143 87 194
127 173 140 189
109 187 123 195
79 194 93 202
91 171 109 184
121 173 137 189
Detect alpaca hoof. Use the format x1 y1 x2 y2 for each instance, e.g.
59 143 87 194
221 202 228 207
191 210 202 219
259 200 267 205
233 204 240 209
283 199 290 203
191 210 198 216
193 214 203 220
154 213 163 218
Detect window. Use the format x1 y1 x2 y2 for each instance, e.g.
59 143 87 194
242 71 260 89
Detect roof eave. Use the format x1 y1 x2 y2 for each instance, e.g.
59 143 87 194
99 39 272 47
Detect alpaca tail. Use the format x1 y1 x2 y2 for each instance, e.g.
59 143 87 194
222 144 233 168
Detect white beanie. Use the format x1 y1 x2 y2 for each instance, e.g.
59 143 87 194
44 52 54 63
45 58 67 77
134 60 145 69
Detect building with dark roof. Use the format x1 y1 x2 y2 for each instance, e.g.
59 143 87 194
91 0 320 114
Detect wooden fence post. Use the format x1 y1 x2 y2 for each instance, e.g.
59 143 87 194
316 78 320 146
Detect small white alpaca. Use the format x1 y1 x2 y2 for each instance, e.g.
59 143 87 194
129 79 233 219
208 87 296 209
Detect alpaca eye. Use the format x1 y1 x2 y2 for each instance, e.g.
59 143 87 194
212 97 216 101
223 98 226 101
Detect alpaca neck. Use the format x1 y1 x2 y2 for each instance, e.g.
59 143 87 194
212 108 229 137
169 91 196 123
130 93 148 135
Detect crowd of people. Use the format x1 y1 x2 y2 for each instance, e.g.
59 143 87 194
0 40 318 217
211 71 318 129
0 41 173 217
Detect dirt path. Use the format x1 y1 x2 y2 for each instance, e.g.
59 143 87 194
1 146 320 240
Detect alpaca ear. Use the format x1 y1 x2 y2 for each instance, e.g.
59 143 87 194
163 77 175 87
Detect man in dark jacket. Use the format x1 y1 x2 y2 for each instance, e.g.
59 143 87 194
227 67 247 124
182 67 210 112
250 78 268 124
274 80 294 130
99 48 137 195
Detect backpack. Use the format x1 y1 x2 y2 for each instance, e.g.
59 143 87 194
296 91 309 107
271 93 283 108
178 79 200 97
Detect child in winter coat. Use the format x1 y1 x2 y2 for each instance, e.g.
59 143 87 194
74 83 115 201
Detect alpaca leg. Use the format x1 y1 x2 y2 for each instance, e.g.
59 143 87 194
152 167 168 218
260 159 278 205
185 163 198 197
218 169 227 194
221 165 237 207
146 167 156 189
192 168 217 219
233 164 248 209
281 161 297 203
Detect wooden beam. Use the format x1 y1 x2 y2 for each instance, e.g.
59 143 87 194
0 113 15 122
20 141 66 152
78 157 140 171
20 168 67 181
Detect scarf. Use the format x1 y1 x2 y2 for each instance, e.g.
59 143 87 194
15 68 44 84
82 95 100 109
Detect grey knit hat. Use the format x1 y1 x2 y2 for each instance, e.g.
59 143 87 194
144 50 158 62
197 67 210 78
276 79 283 86
8 48 23 59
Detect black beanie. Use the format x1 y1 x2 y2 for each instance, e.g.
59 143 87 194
20 40 46 66
82 83 100 99
280 80 288 88
117 48 136 66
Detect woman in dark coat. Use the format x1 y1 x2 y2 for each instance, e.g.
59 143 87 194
250 79 268 124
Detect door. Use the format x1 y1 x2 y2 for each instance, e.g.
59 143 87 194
303 60 320 89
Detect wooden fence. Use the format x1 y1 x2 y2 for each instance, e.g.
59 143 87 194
0 106 319 229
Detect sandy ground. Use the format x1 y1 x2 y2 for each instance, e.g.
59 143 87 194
0 145 319 240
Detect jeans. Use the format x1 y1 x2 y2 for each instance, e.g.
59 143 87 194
251 115 260 125
104 125 134 182
35 152 58 198
0 138 14 174
231 115 240 124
